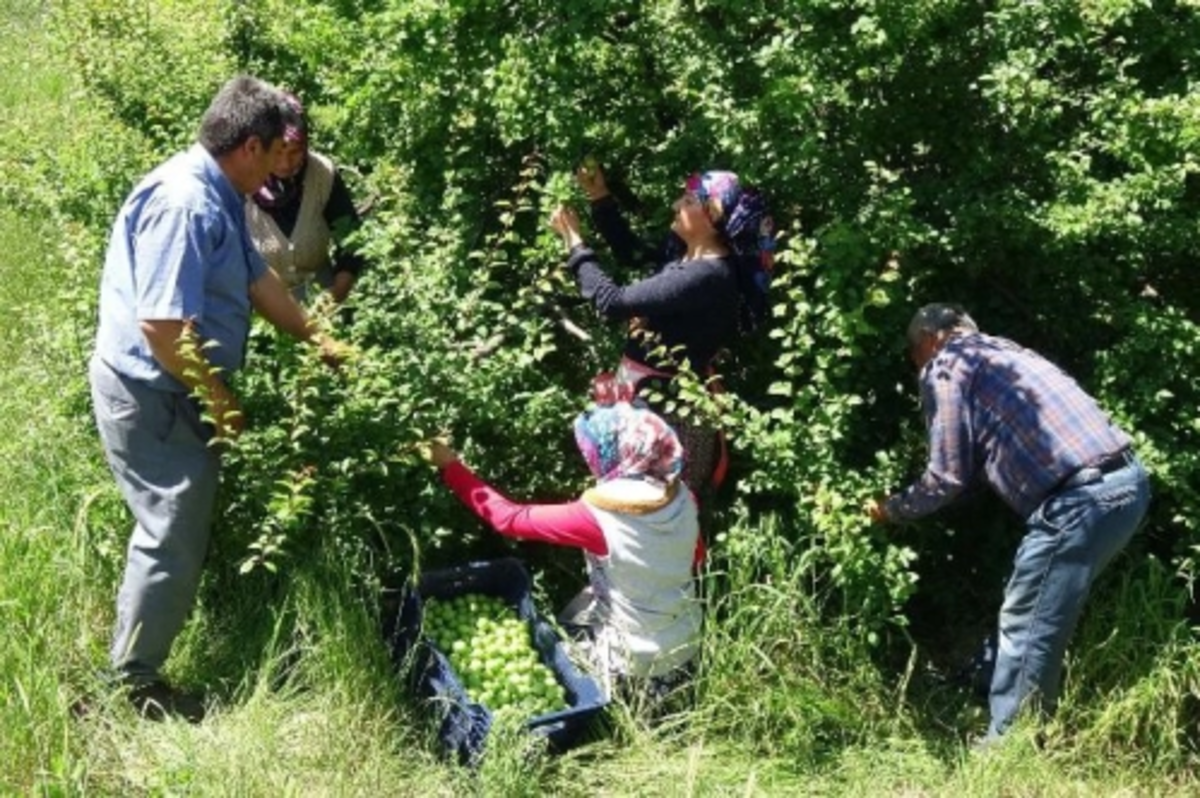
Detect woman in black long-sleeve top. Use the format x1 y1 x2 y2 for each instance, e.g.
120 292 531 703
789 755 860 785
548 164 774 499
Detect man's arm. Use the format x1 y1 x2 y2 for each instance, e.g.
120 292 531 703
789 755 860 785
140 318 243 439
248 267 319 341
879 363 976 522
247 267 349 367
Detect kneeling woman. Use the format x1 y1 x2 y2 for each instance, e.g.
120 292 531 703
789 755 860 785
421 388 702 704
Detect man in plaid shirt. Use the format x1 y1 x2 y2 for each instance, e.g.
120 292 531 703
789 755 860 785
869 303 1151 745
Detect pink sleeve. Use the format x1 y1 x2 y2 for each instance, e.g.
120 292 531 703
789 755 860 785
440 460 608 556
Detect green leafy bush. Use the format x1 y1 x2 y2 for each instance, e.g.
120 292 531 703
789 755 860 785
19 0 1200 767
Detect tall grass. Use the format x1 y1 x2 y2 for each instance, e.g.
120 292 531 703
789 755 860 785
0 2 104 787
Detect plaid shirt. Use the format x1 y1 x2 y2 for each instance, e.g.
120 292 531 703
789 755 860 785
884 332 1132 520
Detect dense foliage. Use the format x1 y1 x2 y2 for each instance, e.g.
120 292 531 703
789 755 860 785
5 0 1196 774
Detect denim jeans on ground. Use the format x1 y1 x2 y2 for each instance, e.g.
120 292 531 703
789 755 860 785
89 356 221 683
986 456 1151 740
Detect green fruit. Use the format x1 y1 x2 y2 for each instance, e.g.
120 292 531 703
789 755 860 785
422 591 570 714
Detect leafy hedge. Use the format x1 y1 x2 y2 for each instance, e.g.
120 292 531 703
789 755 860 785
26 0 1200 679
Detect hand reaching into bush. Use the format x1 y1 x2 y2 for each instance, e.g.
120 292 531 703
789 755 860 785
418 438 459 469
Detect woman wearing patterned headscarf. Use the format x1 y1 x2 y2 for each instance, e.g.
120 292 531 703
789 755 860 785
548 164 775 501
245 93 368 304
420 386 703 702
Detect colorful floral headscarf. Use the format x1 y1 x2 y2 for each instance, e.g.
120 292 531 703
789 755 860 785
685 171 739 229
573 389 684 487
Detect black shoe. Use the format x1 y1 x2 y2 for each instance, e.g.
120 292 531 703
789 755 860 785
127 680 206 724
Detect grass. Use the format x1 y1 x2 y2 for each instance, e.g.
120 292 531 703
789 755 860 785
1 2 1198 794
0 6 109 782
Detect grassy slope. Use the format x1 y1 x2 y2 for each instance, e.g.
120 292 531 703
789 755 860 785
0 3 102 788
0 2 1193 795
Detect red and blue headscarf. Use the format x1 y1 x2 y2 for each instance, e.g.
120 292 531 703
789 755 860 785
574 375 684 486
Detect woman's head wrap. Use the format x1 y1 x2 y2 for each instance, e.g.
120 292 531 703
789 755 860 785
684 171 774 264
280 92 308 147
574 376 684 486
683 170 777 333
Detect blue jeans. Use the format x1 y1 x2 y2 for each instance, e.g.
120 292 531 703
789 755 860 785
986 455 1150 739
89 356 221 683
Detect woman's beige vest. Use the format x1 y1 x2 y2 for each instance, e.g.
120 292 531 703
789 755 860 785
245 151 335 288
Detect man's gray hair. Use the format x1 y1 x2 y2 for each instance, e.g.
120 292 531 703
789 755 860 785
198 75 288 157
906 303 978 347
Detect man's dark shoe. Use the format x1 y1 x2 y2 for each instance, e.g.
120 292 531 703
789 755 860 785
127 681 206 724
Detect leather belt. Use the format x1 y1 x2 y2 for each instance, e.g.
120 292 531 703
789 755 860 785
1056 449 1135 493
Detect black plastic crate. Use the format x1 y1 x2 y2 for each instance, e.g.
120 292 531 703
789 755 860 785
383 557 608 764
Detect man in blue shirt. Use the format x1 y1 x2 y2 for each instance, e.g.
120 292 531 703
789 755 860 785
89 75 347 722
868 303 1151 745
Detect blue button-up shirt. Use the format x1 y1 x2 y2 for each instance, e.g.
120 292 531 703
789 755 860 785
95 144 268 392
884 332 1132 520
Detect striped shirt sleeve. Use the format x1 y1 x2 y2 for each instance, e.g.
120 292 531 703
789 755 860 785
884 351 975 520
